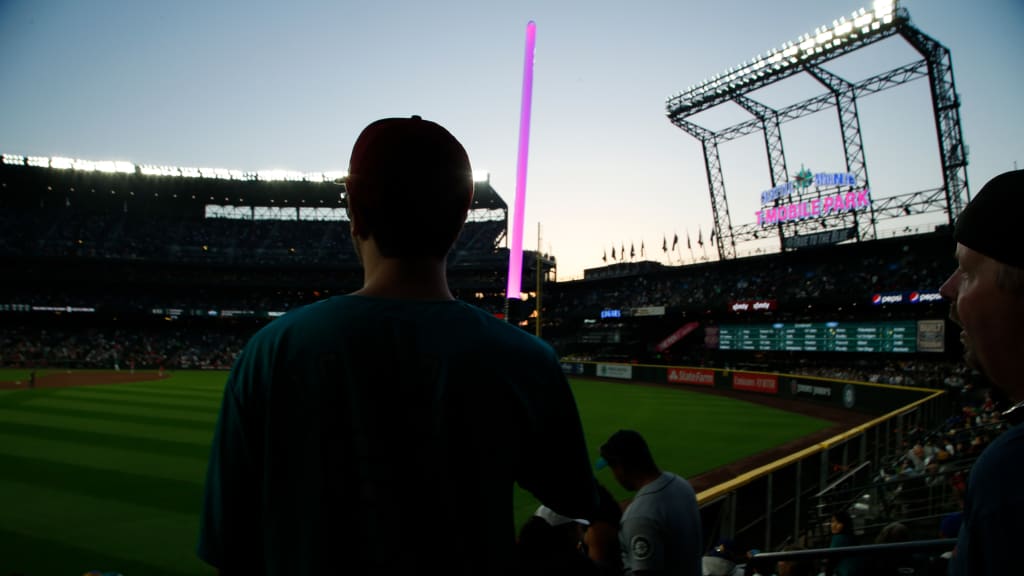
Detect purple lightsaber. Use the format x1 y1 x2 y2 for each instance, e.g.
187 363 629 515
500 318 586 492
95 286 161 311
505 20 536 304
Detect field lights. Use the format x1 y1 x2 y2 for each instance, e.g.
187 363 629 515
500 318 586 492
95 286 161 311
666 0 901 116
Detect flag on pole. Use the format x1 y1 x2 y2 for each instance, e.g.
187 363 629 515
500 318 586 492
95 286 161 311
698 228 704 247
630 243 635 259
641 240 645 258
663 235 668 253
672 233 678 251
611 246 616 260
602 249 607 263
711 227 716 244
687 232 692 250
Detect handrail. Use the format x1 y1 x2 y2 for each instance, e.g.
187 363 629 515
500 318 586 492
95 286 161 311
814 460 872 498
751 538 957 561
697 388 945 504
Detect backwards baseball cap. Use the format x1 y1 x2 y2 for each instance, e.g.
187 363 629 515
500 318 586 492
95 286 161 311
709 538 738 559
343 115 472 194
595 429 654 471
342 115 473 257
954 169 1024 270
534 505 590 527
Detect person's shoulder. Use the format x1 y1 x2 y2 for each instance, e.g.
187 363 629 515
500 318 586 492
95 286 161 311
452 301 558 353
670 471 696 488
254 297 331 331
238 297 339 352
974 423 1024 473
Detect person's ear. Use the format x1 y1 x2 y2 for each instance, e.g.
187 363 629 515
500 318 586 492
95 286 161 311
347 196 368 239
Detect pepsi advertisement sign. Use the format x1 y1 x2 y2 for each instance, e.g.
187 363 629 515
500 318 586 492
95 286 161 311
870 290 943 305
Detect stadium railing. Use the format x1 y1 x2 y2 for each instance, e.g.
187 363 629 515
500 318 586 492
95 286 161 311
695 388 949 554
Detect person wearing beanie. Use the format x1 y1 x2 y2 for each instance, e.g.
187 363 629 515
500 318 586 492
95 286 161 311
939 169 1024 576
197 116 598 575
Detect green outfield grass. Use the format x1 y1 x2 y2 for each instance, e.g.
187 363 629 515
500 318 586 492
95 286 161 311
0 370 830 575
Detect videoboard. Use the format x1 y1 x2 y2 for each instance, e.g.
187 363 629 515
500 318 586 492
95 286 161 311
717 321 921 353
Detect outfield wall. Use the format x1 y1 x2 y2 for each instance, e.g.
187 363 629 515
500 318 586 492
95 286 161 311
560 360 935 416
561 360 950 553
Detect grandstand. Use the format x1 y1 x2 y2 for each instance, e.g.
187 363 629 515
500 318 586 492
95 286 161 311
0 155 559 369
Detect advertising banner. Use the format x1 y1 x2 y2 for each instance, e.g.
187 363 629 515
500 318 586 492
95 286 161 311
916 319 946 353
560 362 585 375
728 300 777 313
704 326 720 349
632 306 667 317
596 364 633 380
870 290 943 305
654 321 700 353
789 380 833 399
667 367 715 387
732 372 779 395
781 226 856 250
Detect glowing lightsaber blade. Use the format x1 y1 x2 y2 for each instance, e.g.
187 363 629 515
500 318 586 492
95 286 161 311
505 20 536 306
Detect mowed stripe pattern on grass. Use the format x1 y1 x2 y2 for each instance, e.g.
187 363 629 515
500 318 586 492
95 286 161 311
0 371 225 576
0 371 833 574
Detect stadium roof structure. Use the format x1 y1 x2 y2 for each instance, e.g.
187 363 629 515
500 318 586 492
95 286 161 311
666 0 968 260
0 153 508 222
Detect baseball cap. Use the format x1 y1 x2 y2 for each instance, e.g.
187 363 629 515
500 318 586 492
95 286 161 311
709 538 738 559
343 115 472 195
596 429 653 471
954 169 1024 269
534 505 590 527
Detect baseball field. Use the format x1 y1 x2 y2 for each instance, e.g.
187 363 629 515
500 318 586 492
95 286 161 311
0 369 833 575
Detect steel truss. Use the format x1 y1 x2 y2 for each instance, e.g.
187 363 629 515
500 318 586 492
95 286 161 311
668 9 968 259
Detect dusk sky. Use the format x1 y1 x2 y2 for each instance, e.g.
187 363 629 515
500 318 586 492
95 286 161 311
1 0 1021 280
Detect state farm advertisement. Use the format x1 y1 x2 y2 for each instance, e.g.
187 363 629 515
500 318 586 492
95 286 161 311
732 372 779 395
667 367 715 387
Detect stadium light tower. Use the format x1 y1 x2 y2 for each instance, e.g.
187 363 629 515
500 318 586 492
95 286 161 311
666 0 968 259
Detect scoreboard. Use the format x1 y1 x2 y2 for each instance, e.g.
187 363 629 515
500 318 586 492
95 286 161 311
717 321 919 353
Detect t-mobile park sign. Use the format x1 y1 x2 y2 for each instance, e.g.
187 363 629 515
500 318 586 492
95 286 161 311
756 168 871 227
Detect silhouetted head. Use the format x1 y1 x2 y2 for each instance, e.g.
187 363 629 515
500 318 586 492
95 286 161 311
344 115 473 260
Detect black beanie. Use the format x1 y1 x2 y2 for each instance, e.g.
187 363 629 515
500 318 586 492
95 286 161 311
954 170 1024 270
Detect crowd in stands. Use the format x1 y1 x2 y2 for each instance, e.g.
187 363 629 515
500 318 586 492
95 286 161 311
547 231 951 322
0 199 505 268
783 358 970 390
0 324 246 370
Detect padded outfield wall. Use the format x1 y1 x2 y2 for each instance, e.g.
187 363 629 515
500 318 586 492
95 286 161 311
562 361 935 416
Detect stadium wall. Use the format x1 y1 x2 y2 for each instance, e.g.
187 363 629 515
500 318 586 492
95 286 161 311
560 360 936 415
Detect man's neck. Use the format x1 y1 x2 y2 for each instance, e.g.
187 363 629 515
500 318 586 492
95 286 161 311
353 258 453 301
633 470 664 491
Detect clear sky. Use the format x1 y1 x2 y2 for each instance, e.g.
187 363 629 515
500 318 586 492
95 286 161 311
1 0 1021 280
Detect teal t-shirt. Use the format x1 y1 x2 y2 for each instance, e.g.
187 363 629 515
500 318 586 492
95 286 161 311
198 295 597 574
949 421 1024 576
